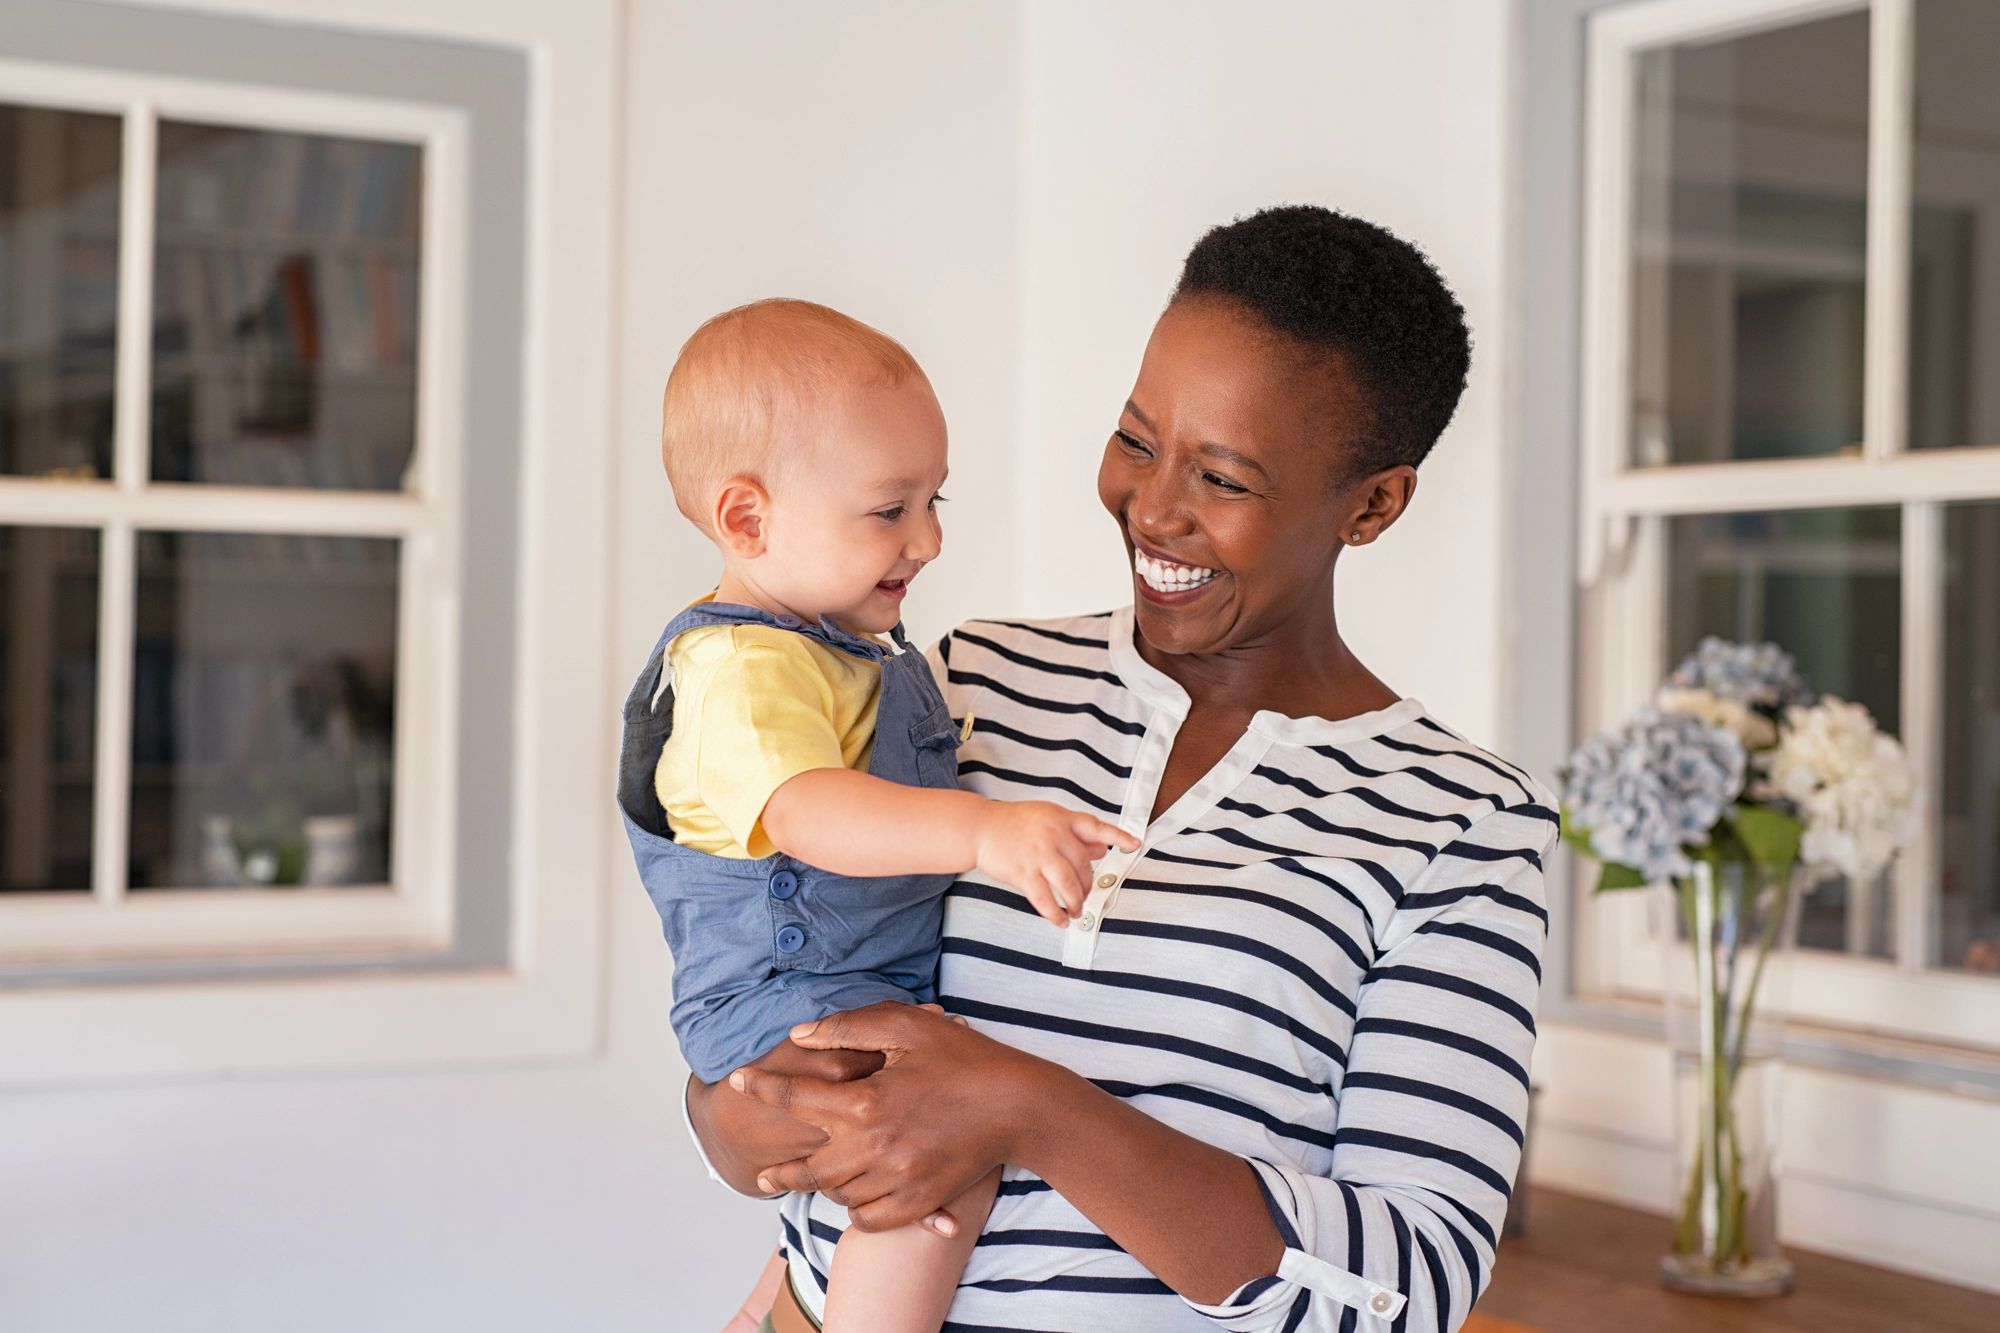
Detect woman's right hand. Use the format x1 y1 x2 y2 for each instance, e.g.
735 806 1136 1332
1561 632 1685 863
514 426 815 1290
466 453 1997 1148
686 1041 886 1197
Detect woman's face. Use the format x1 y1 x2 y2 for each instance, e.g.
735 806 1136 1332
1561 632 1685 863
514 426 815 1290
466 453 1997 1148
1096 297 1411 659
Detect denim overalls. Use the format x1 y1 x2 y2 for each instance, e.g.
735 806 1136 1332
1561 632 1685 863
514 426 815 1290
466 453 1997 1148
617 601 962 1083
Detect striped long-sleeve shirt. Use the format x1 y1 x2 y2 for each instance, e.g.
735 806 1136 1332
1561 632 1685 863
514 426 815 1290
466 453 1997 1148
769 609 1556 1332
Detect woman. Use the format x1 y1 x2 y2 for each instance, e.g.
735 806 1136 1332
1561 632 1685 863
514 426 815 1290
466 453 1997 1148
685 206 1556 1332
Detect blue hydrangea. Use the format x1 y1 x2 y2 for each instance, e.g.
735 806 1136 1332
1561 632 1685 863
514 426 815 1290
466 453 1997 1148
1667 637 1815 711
1562 707 1747 883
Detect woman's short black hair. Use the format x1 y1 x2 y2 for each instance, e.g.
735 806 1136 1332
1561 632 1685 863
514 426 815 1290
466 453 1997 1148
1173 205 1470 476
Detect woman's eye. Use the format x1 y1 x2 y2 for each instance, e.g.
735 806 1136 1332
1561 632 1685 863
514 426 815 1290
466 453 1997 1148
1204 472 1249 494
1114 429 1153 456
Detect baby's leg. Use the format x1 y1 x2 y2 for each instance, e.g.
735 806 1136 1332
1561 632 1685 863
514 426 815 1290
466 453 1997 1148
820 1166 1002 1333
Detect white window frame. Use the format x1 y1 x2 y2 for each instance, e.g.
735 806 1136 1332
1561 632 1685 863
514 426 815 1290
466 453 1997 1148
0 59 466 962
1577 0 2000 1050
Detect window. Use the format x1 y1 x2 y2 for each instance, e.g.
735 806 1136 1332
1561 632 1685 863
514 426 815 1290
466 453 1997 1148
0 61 466 964
1579 0 2000 1047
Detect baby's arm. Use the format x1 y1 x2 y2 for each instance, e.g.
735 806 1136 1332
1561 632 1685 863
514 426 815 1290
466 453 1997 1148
760 769 1136 924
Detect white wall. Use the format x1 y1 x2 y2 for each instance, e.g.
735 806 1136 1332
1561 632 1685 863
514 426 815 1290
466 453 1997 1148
0 4 1528 1329
1015 0 1516 746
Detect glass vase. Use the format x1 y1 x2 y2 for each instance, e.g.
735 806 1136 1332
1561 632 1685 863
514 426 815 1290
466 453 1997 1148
1657 860 1802 1297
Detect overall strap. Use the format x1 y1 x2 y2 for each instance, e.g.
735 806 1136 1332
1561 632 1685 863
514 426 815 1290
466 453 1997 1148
661 600 892 664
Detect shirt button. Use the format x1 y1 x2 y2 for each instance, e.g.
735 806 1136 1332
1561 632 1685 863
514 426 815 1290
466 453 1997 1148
768 870 799 900
773 614 802 628
1369 1292 1394 1313
775 925 806 954
1077 913 1096 932
1095 873 1116 889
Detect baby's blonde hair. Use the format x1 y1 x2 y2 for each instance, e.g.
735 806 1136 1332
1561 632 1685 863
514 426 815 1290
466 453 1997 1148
661 299 924 533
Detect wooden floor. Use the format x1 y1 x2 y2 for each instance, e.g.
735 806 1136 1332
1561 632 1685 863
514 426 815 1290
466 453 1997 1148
1474 1187 2000 1333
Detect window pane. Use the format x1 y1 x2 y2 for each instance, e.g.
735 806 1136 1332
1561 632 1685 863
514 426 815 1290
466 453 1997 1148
1630 13 1870 467
0 526 99 891
151 122 421 490
129 531 397 890
1941 502 2000 972
1667 506 1901 958
0 104 122 480
1910 0 2000 451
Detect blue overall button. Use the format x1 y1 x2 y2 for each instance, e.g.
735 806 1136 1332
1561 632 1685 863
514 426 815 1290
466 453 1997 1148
773 614 802 628
775 925 806 954
768 870 799 900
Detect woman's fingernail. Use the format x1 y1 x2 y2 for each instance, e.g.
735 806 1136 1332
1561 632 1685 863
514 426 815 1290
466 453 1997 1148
791 1020 819 1038
728 1071 746 1092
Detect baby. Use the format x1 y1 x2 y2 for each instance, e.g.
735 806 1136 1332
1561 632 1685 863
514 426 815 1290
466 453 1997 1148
617 299 1137 1333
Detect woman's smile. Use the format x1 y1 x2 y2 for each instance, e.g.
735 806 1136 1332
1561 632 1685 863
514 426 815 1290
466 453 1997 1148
1131 540 1222 601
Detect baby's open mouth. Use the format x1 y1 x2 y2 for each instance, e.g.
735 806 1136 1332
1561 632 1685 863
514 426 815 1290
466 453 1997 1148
1133 549 1219 594
876 578 908 598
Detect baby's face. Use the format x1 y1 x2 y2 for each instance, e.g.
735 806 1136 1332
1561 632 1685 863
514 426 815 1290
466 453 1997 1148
758 377 948 635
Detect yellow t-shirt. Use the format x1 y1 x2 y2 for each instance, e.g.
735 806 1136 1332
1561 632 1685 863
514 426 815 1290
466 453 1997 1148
654 617 883 859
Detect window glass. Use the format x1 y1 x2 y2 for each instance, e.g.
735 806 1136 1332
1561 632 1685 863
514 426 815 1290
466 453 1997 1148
150 122 421 490
1667 506 1901 958
1909 0 2000 451
0 526 99 892
1629 13 1871 466
1941 502 2000 972
128 531 397 889
0 104 123 481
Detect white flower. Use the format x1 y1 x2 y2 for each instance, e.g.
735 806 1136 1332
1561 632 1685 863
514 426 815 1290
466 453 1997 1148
1563 708 1746 883
1657 686 1777 750
1760 697 1917 883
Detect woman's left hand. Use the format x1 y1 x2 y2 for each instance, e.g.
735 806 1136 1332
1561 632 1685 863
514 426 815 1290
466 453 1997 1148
728 1001 1064 1232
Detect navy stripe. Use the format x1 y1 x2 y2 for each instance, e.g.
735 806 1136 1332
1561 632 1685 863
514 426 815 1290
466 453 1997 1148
956 759 1122 814
941 936 1350 1064
1340 1071 1525 1146
1097 917 1359 1017
1437 837 1545 873
1374 734 1535 804
1352 1017 1531 1090
975 716 1134 778
949 996 1335 1098
965 1275 1174 1295
1220 795 1444 860
1388 1202 1413 1333
1400 882 1550 926
946 667 1147 736
1334 1127 1514 1202
1338 1179 1366 1333
977 1228 1125 1250
1412 918 1544 982
1092 1078 1340 1151
975 618 1114 649
1413 1230 1451 1333
954 628 1125 686
1198 823 1404 900
1119 875 1372 973
1368 965 1537 1035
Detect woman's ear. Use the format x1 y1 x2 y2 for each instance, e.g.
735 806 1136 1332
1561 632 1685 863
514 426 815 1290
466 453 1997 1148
1342 465 1418 546
712 478 772 559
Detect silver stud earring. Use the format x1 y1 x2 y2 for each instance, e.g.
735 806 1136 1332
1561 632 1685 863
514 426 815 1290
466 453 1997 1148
1350 531 1363 543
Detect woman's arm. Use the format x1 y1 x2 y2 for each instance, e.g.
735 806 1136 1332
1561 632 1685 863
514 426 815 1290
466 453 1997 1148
736 799 1557 1330
729 1003 1283 1304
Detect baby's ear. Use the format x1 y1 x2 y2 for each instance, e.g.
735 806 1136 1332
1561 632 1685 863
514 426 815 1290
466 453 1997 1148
712 478 771 557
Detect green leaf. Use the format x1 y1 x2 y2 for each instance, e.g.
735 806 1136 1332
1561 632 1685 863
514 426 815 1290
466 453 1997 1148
1595 861 1649 891
1728 802 1804 873
1559 807 1598 857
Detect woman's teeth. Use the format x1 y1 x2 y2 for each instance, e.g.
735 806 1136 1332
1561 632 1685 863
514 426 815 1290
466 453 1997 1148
1134 550 1218 594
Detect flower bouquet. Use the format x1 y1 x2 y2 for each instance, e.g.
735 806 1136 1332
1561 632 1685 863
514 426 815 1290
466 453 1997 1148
1561 638 1917 1296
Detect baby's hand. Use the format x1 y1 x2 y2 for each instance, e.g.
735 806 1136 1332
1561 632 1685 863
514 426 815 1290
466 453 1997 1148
972 801 1141 927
